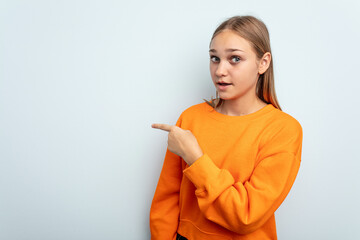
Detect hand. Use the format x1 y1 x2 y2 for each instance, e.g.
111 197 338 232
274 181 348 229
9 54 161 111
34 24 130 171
151 123 203 166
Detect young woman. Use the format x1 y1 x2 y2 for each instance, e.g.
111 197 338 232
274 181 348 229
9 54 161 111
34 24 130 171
150 15 303 240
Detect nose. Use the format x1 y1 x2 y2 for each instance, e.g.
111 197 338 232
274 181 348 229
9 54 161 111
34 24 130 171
215 61 227 77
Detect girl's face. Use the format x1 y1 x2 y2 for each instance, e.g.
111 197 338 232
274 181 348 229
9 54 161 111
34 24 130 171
209 29 265 103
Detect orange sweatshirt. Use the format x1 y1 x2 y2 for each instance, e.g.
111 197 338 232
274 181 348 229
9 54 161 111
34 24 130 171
150 102 303 240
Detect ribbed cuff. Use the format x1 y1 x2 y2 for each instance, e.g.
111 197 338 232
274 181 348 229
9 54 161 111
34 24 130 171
182 154 221 190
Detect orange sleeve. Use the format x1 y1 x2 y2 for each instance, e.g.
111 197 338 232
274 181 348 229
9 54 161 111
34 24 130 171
183 121 303 235
149 115 183 240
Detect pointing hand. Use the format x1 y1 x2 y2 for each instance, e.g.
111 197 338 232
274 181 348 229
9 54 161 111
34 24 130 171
151 123 203 166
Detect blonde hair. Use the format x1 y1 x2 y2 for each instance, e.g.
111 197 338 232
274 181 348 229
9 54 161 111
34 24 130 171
204 15 282 111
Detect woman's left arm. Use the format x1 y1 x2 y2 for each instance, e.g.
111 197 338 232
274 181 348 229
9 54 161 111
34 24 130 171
183 121 303 234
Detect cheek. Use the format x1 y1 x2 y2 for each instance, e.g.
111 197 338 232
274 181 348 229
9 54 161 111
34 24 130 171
234 63 257 79
209 65 217 78
245 60 260 76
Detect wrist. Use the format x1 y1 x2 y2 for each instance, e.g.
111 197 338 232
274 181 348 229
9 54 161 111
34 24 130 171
184 149 203 166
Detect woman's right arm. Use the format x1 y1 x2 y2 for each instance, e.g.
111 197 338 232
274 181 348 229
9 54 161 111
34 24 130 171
150 116 183 240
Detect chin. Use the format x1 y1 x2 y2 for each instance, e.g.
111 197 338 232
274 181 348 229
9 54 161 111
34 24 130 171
217 93 233 100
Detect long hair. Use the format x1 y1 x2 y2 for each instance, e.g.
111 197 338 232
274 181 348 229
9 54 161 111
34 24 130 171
204 15 282 111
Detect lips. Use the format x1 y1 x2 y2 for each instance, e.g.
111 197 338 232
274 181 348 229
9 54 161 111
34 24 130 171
217 82 232 91
217 82 232 86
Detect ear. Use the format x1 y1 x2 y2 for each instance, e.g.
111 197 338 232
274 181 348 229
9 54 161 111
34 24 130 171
258 52 271 74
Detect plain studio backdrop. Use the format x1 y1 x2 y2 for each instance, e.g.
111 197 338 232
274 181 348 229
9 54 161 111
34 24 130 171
1 0 359 239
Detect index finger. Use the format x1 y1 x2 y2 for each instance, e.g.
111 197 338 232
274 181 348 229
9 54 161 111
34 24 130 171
151 123 172 132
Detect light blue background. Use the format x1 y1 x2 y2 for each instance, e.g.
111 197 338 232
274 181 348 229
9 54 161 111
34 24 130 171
1 0 359 239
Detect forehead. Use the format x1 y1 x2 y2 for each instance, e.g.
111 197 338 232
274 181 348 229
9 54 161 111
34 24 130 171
210 30 253 52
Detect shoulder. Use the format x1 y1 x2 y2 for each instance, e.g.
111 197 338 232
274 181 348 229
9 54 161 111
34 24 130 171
266 106 303 140
174 102 211 127
273 108 302 131
179 102 210 118
258 107 303 157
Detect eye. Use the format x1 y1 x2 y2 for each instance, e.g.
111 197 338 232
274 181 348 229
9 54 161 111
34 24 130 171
210 55 219 62
231 56 241 63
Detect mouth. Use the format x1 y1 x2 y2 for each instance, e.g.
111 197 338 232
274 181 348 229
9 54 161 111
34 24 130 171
217 82 232 86
216 82 232 91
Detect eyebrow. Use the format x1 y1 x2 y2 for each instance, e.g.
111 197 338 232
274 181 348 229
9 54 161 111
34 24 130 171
209 48 245 53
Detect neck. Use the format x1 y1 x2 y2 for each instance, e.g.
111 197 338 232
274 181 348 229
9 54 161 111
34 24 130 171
217 96 267 116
